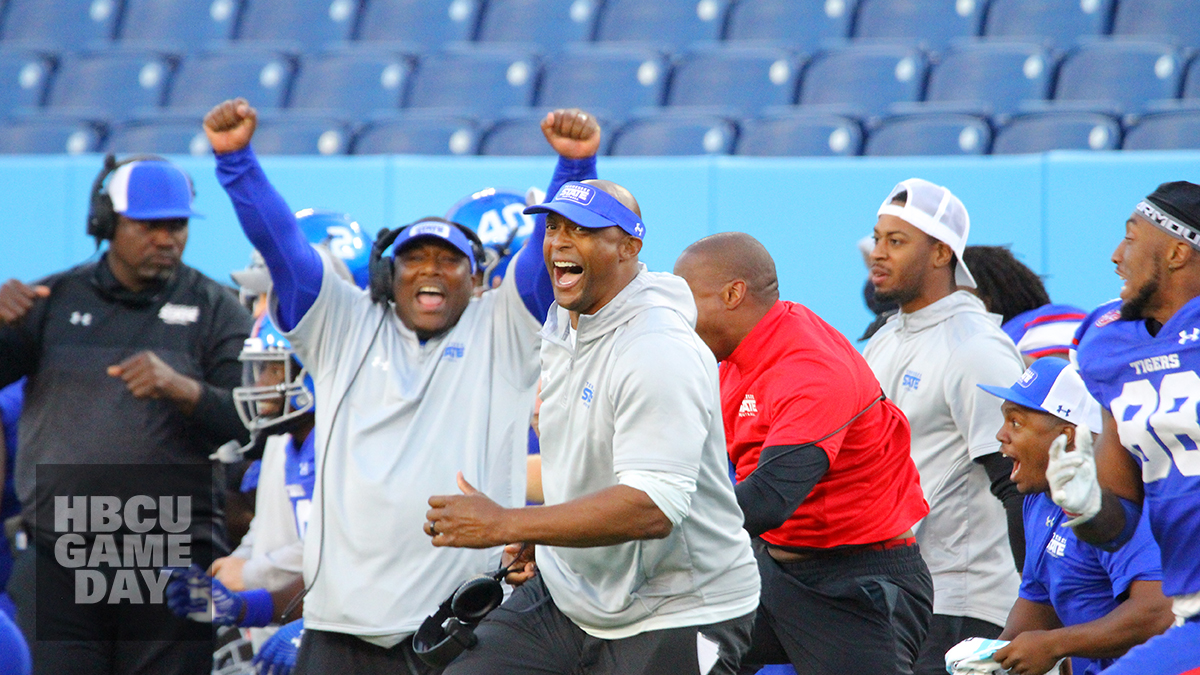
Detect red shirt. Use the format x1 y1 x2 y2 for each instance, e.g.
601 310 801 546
722 301 928 549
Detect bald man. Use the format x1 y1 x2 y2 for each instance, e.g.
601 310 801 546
674 233 933 675
428 183 759 674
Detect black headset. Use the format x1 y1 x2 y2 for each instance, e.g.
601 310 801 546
367 216 488 305
87 153 196 245
411 564 512 667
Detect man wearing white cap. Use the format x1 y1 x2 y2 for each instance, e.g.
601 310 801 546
862 178 1026 675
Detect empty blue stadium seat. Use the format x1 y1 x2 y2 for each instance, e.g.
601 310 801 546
536 46 668 121
353 116 479 154
983 0 1113 46
992 112 1120 153
118 0 242 50
865 113 992 155
609 114 735 155
1185 57 1200 100
594 0 730 49
288 51 410 118
799 45 928 117
0 51 54 116
853 0 985 52
735 113 862 156
251 119 350 154
924 42 1054 116
46 51 173 120
724 0 857 50
357 0 482 49
479 115 557 155
1053 42 1183 114
237 0 360 50
0 119 103 154
667 47 801 116
1112 0 1200 48
405 49 538 116
476 0 598 49
1123 111 1200 150
166 50 295 114
104 120 213 154
0 0 120 49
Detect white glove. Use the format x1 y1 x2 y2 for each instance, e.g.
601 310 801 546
944 637 1008 674
1047 424 1102 527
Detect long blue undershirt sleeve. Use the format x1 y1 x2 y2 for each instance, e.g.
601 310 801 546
215 145 321 331
513 155 597 320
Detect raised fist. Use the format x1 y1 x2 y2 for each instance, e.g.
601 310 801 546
0 279 50 325
203 98 258 154
541 108 601 160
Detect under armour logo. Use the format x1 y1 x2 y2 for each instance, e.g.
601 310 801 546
1046 516 1054 527
1056 405 1071 416
1179 328 1200 344
633 222 644 237
371 356 389 371
69 311 92 326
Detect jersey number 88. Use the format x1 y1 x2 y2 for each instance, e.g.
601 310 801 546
1111 371 1200 481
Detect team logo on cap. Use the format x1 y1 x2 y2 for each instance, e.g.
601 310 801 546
411 223 453 238
1018 369 1037 387
557 184 595 206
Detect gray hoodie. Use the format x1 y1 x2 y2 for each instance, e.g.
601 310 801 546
536 265 760 639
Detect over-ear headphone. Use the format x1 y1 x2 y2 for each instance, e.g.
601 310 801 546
367 216 487 306
411 566 509 667
86 153 195 245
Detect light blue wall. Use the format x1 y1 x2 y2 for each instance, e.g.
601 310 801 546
2 151 1197 343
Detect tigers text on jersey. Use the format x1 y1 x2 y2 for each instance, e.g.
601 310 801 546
1073 296 1200 598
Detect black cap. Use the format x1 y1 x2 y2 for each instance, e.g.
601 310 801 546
1146 181 1200 234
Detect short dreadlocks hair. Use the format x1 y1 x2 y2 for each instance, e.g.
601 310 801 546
961 245 1049 324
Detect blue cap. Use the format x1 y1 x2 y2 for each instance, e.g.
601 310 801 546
524 181 645 239
392 220 477 273
108 160 201 220
978 357 1101 430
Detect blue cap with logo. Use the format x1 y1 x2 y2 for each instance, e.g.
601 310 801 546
524 181 645 239
108 160 201 220
393 219 477 273
978 357 1102 430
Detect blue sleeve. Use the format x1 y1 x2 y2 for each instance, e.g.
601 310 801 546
513 155 597 320
215 145 322 331
1019 502 1052 604
1099 507 1163 599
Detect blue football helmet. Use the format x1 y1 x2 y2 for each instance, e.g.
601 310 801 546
233 313 314 435
446 188 538 287
295 208 373 289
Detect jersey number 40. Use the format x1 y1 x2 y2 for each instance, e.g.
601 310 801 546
1112 371 1200 481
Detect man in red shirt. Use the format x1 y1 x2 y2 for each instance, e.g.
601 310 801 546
674 232 933 674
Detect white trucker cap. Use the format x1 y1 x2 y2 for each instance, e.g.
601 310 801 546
877 178 976 289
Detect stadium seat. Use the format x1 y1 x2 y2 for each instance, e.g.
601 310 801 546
352 116 480 154
405 48 538 117
864 114 992 155
853 0 985 52
479 115 558 155
608 114 736 155
724 0 857 51
237 0 360 50
1112 0 1200 48
0 119 103 154
104 120 213 154
0 51 54 117
982 0 1114 47
594 0 730 49
287 51 410 118
798 45 928 117
251 119 350 154
535 46 668 122
991 112 1121 154
0 0 120 50
45 51 174 121
735 113 862 156
1123 111 1200 150
165 50 295 115
666 47 802 117
118 0 242 51
1053 42 1183 114
356 0 483 49
1185 57 1200 100
476 0 599 50
923 42 1055 116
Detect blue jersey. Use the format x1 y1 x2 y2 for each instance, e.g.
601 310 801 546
0 378 24 598
1073 296 1200 597
1020 493 1163 675
283 432 315 539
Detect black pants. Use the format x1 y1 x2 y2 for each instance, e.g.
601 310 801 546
294 628 442 675
7 545 212 675
913 614 1004 675
738 541 934 675
443 575 755 675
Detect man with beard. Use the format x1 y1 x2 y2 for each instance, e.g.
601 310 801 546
862 178 1026 675
1056 181 1200 675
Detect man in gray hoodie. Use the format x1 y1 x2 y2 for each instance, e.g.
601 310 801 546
426 180 760 675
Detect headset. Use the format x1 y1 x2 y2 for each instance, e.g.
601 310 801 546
86 153 197 245
368 217 488 305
